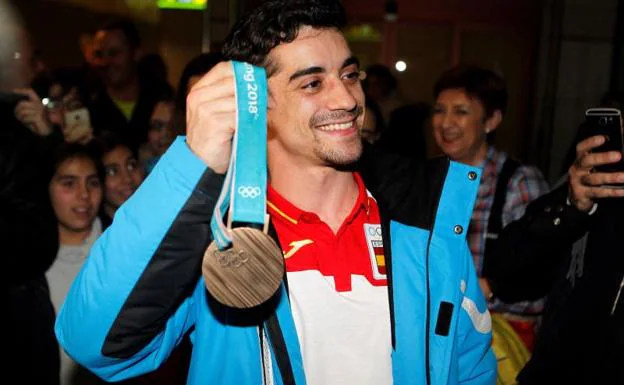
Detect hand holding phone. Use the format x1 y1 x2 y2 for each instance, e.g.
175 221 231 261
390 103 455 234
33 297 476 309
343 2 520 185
584 108 624 184
12 88 53 136
568 134 624 211
63 108 93 144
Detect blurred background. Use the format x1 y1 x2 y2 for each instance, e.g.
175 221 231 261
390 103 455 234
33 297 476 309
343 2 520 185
11 0 624 182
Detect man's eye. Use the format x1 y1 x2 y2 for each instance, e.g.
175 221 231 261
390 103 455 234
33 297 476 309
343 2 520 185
342 71 361 82
105 167 118 177
302 80 322 90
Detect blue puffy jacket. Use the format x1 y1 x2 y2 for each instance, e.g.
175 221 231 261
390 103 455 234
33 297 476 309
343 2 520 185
56 138 496 384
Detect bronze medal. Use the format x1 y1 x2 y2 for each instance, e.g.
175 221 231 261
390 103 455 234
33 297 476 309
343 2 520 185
202 227 284 308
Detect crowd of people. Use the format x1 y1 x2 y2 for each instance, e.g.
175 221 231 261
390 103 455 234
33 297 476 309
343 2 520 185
2 0 623 384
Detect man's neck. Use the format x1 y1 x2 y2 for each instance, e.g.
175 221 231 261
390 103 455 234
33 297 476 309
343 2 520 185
269 156 359 234
107 76 139 101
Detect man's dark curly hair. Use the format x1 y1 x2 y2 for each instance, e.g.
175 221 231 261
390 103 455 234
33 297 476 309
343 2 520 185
222 0 346 77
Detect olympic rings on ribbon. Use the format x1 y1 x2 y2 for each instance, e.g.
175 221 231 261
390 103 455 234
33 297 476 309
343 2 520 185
237 185 262 199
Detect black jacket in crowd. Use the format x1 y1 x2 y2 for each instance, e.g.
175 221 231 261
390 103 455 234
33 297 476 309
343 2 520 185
87 81 171 153
1 103 60 385
484 183 624 384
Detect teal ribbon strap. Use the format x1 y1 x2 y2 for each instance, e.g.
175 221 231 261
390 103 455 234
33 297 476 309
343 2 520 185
210 61 268 249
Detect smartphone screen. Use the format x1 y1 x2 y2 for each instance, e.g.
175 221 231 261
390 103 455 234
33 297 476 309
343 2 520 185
64 108 91 130
585 107 624 186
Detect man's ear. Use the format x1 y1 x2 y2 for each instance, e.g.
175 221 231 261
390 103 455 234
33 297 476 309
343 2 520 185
485 110 502 134
267 89 275 109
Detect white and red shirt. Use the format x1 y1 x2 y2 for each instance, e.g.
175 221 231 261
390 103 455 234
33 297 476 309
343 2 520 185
267 173 393 385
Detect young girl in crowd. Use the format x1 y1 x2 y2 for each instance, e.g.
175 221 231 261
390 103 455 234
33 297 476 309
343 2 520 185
46 143 104 385
92 131 145 229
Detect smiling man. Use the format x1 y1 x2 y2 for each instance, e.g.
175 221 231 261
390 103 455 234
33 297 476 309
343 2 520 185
56 1 495 384
88 20 170 153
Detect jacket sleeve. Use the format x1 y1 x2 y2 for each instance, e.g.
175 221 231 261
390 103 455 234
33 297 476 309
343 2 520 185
55 138 224 381
483 182 591 302
456 239 497 384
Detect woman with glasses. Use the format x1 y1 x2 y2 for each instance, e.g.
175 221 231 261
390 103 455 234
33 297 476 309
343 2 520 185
139 90 175 174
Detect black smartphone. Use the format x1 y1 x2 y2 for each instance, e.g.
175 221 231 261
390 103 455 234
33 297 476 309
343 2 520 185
0 91 28 106
584 107 624 186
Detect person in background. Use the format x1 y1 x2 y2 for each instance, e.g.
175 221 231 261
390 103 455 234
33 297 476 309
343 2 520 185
88 19 169 152
138 52 173 95
1 0 60 382
92 132 145 229
46 145 189 385
172 52 223 135
138 89 175 174
485 132 624 384
363 63 407 125
76 32 102 102
29 68 95 144
432 65 549 349
46 143 104 385
361 96 385 145
377 102 430 161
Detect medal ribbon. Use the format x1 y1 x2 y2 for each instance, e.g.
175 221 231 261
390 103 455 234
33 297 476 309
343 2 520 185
210 61 268 249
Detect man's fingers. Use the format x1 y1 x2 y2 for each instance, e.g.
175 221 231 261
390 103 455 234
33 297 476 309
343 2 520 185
576 135 606 156
15 103 38 113
14 101 37 114
189 61 233 91
187 107 236 136
584 185 624 199
186 99 237 131
578 151 622 169
581 171 624 186
187 76 236 108
15 107 35 121
13 88 40 102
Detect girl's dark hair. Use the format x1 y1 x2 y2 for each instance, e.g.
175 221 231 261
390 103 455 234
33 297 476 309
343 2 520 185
50 142 105 184
222 0 346 76
91 130 135 159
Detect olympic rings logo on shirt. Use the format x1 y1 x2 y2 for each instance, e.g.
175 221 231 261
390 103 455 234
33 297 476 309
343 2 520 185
237 185 262 199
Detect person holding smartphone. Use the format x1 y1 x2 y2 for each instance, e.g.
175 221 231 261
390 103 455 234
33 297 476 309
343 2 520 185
15 69 94 145
1 1 61 383
484 131 624 384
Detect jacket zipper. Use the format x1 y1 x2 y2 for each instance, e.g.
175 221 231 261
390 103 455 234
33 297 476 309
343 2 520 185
380 215 396 349
423 157 450 385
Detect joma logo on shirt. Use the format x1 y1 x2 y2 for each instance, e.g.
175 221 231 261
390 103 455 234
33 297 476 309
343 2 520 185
283 239 314 259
